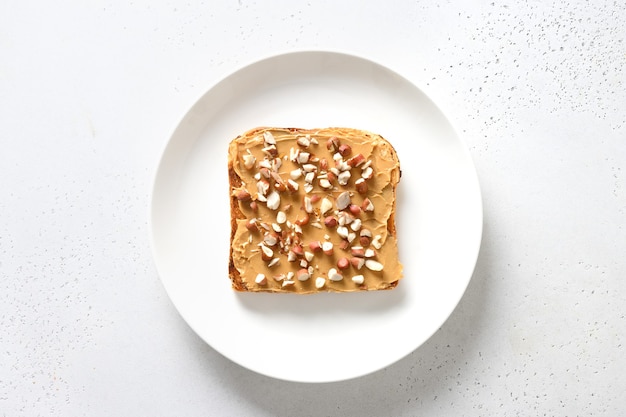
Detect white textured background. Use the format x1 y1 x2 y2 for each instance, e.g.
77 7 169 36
1 1 625 416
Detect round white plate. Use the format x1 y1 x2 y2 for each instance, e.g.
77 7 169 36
150 51 482 383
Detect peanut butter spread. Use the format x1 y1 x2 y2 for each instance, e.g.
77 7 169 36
228 127 402 293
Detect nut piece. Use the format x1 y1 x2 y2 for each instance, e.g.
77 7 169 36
276 211 287 224
322 241 334 255
355 178 368 194
351 275 364 285
348 204 361 216
365 259 384 271
338 144 352 157
297 136 311 147
315 277 326 289
320 197 333 215
246 219 258 232
291 244 304 256
267 258 280 267
328 268 343 281
324 216 338 228
260 244 273 261
347 153 366 167
295 213 310 226
337 258 350 270
337 226 349 239
361 198 375 212
351 247 365 257
306 241 321 253
319 178 332 189
266 190 281 210
263 131 276 145
350 257 365 269
242 153 256 170
364 248 376 258
338 170 351 186
336 191 351 210
362 166 374 180
255 273 267 285
290 168 302 180
304 196 313 213
235 189 251 201
297 268 311 281
287 179 299 192
326 137 339 151
371 235 382 249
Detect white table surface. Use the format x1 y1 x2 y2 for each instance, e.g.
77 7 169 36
2 1 625 415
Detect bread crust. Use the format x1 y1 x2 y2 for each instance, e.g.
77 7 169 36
228 127 401 293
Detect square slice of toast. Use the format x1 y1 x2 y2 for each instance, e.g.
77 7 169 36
228 127 402 293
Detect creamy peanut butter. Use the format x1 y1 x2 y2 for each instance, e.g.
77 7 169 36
228 127 402 293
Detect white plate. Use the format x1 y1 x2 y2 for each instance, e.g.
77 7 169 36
150 51 482 383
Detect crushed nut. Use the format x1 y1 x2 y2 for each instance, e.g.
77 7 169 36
361 198 374 212
304 196 313 213
351 275 364 285
326 137 339 151
336 191 351 210
246 219 258 232
309 241 322 252
287 179 299 192
297 137 310 147
297 152 310 164
348 204 361 216
315 277 326 289
263 131 276 145
267 258 280 268
337 258 350 270
295 213 310 226
347 153 365 167
350 257 365 270
351 247 365 257
302 163 317 173
235 189 251 201
355 178 368 194
322 241 334 255
338 144 352 157
338 170 351 186
260 244 273 260
361 166 373 180
266 190 280 210
371 235 382 249
319 178 332 189
365 259 383 271
324 216 338 228
243 153 256 170
328 268 343 281
255 273 267 285
297 268 311 281
320 197 333 215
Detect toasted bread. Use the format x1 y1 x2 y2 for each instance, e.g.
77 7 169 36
228 127 402 293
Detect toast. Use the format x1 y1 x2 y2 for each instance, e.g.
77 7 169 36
228 127 402 293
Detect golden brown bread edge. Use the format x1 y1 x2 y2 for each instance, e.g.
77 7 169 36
228 127 401 293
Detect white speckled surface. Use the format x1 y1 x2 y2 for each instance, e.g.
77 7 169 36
1 0 625 415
